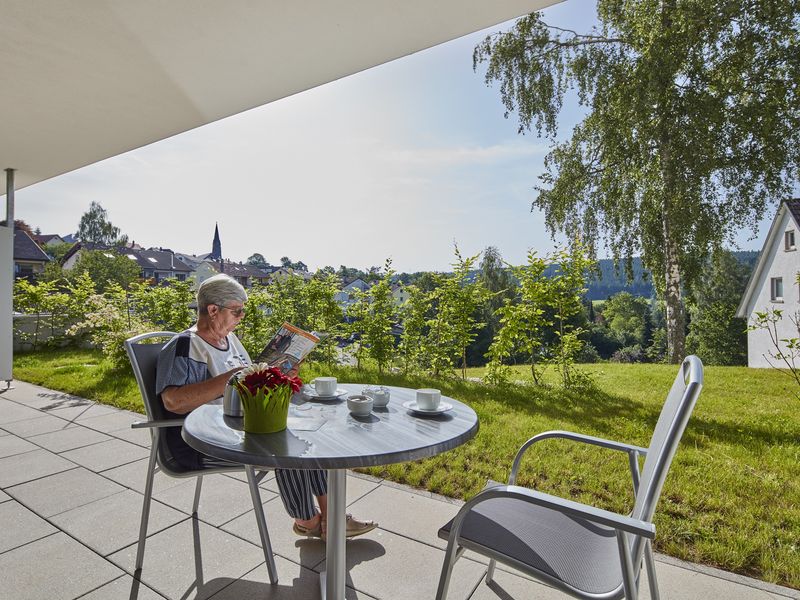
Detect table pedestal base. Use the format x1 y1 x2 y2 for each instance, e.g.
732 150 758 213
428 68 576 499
321 468 347 600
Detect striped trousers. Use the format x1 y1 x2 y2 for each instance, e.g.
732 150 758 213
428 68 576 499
275 469 328 520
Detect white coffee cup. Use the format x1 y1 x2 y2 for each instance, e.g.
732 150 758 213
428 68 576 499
347 394 373 416
314 377 338 396
416 388 441 411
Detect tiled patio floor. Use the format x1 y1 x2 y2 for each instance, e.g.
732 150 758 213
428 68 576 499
0 381 796 599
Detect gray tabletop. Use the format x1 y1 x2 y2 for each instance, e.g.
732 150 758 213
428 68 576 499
182 384 479 470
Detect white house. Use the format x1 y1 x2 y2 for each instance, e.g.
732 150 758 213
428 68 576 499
335 278 371 308
391 282 410 307
736 199 800 367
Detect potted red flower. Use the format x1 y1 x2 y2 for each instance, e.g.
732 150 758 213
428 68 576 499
233 363 302 433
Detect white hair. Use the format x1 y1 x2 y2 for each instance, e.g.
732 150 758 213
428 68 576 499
197 274 247 314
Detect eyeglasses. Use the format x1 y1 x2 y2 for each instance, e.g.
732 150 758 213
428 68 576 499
216 304 245 317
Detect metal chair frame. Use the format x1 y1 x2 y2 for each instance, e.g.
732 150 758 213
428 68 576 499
125 331 278 583
436 355 704 600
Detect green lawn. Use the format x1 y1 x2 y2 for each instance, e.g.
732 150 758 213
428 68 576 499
12 349 800 589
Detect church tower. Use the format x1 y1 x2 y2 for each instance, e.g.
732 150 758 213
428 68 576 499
211 223 222 261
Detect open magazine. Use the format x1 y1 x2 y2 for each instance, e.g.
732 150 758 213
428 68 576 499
256 322 319 373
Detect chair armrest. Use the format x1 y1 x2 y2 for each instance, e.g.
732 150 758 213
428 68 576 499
449 484 655 542
132 419 185 429
510 430 647 485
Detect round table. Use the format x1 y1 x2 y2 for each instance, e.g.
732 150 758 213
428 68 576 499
182 383 479 600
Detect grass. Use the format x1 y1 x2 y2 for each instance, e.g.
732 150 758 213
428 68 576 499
12 349 800 589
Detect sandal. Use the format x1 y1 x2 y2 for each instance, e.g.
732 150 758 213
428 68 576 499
320 514 378 541
293 517 323 539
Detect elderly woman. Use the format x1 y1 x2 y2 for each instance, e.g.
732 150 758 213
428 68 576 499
156 273 376 540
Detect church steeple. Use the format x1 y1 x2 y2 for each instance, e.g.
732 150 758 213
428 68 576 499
211 223 222 260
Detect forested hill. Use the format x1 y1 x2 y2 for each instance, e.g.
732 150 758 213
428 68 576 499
580 251 759 300
395 250 759 301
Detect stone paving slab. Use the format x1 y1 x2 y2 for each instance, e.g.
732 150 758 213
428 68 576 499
221 474 383 569
154 472 279 526
61 437 150 472
79 575 168 600
222 494 327 569
28 423 112 453
1 413 73 437
50 489 187 556
208 554 369 599
108 518 267 600
0 531 124 600
314 528 487 600
39 397 102 421
7 465 124 517
0 447 76 487
108 423 153 447
70 409 143 433
0 499 57 553
0 488 9 502
0 398 46 424
0 432 39 458
101 456 190 495
347 483 460 549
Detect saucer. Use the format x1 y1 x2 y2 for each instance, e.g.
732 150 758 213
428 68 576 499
402 400 453 415
302 387 348 401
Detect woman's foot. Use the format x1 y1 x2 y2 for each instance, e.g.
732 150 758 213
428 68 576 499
320 514 378 541
292 513 323 538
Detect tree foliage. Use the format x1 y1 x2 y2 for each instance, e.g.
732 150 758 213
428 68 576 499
346 260 398 372
475 0 800 362
686 250 750 365
76 201 127 245
246 253 269 268
71 250 141 292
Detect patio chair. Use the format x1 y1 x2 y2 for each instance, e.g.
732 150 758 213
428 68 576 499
435 355 704 600
125 331 277 583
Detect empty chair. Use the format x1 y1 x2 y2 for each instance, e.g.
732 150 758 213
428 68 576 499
125 331 277 583
436 355 704 600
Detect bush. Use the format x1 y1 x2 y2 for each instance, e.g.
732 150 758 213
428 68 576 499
611 344 645 363
577 341 602 363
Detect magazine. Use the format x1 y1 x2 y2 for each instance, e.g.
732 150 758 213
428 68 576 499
256 322 320 373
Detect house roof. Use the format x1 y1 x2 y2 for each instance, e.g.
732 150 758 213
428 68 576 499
736 199 800 318
215 262 275 279
60 241 102 264
0 0 558 192
125 248 193 272
14 230 51 262
32 234 64 245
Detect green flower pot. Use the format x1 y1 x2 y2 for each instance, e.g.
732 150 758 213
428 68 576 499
240 384 292 434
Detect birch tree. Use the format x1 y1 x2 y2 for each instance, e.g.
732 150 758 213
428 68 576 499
475 0 800 362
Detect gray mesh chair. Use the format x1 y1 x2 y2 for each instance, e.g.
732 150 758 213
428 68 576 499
436 355 704 600
125 331 277 583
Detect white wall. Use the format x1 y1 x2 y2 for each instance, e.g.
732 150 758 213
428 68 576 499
746 210 800 367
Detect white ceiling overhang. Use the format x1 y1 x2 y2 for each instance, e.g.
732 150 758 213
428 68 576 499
1 0 559 192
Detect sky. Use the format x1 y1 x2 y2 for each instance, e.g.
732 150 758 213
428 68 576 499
14 2 771 274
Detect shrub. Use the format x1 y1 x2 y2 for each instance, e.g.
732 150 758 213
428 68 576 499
611 344 645 363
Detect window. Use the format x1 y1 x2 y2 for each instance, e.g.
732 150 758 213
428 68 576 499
771 277 784 301
786 230 796 251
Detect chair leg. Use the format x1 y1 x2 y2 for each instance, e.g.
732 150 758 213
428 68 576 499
134 442 159 573
644 540 660 600
245 466 278 584
435 534 462 600
616 532 639 600
486 559 496 584
192 475 203 515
